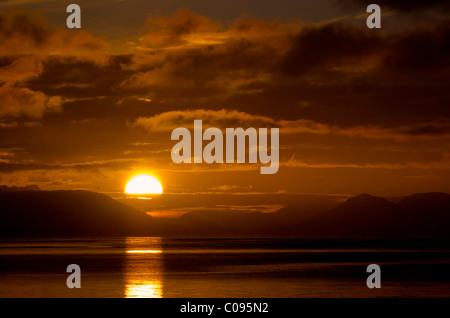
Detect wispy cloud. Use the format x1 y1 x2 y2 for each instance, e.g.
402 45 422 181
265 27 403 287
132 109 450 141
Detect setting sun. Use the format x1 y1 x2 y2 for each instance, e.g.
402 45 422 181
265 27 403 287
125 175 163 194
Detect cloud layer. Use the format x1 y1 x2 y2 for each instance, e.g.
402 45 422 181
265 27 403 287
0 10 108 118
0 6 449 198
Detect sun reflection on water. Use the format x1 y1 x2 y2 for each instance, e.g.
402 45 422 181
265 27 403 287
125 237 163 298
126 250 162 254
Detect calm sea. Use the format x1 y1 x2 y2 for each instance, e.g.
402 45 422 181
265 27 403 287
1 237 449 298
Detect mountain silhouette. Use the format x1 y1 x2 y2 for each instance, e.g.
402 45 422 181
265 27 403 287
395 192 450 237
287 193 396 237
0 190 153 237
1 189 450 238
290 192 450 238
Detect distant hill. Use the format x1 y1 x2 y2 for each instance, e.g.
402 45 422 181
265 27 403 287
160 192 450 238
1 189 449 238
289 192 450 238
395 192 450 237
0 190 153 237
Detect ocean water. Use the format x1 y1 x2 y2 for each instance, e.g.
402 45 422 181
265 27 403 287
1 237 450 298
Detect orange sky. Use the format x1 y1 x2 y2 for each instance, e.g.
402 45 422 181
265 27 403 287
0 0 449 215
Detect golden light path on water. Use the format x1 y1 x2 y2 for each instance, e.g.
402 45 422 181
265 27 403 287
124 237 163 298
126 250 162 254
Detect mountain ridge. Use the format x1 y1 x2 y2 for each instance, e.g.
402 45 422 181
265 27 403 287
0 189 449 238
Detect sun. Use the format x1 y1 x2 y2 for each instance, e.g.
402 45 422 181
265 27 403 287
125 174 163 194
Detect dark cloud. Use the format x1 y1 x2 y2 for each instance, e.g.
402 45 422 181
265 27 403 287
0 9 109 60
382 20 450 72
29 56 131 98
141 8 222 48
280 22 380 76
